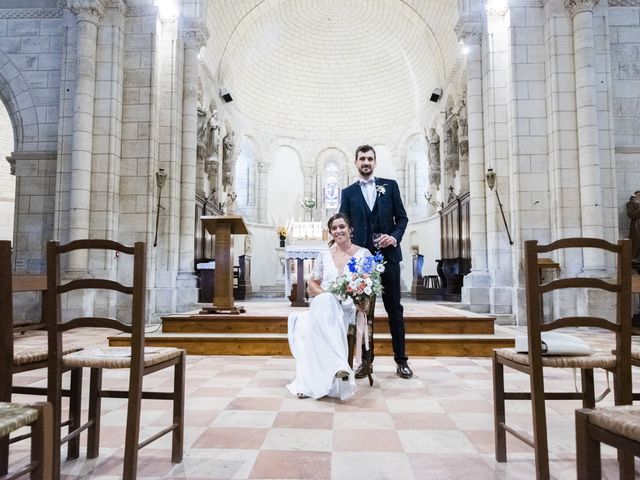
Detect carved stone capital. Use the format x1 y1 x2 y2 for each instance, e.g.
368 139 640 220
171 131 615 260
564 0 599 15
455 13 482 45
104 0 126 16
258 162 270 173
7 151 57 176
5 156 16 176
67 0 104 22
181 19 209 49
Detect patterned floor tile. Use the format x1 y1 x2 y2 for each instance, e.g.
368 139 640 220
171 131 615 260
6 325 639 479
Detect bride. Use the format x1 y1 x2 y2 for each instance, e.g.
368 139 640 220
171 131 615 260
287 213 371 400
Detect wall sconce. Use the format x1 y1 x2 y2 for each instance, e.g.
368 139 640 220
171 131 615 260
425 192 443 210
486 168 497 190
154 169 168 247
485 168 513 245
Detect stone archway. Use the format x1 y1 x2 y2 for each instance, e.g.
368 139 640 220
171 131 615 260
0 51 39 153
0 51 56 269
0 102 15 240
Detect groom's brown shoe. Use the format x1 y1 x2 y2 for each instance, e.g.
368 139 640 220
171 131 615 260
354 362 372 379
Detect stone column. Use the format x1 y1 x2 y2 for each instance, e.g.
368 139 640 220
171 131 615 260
66 0 104 271
565 0 604 273
178 23 208 279
456 19 491 310
257 161 270 223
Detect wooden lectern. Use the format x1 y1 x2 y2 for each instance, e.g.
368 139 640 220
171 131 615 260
200 215 248 314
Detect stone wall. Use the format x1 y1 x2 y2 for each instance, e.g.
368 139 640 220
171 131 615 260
610 5 640 238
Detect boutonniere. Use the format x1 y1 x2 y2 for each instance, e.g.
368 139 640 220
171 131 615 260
376 184 387 197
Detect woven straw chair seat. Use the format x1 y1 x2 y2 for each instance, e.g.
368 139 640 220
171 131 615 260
62 346 183 369
495 348 616 369
13 345 82 366
0 402 38 437
586 405 640 443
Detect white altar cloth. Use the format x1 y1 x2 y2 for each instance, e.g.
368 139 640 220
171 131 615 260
284 244 328 298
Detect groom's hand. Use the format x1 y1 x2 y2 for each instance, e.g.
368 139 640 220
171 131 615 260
376 234 397 249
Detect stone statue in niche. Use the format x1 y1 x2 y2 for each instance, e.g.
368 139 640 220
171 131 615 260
426 128 441 188
222 131 236 189
457 98 468 139
197 102 220 161
196 101 220 197
444 105 459 155
627 190 640 263
444 105 460 176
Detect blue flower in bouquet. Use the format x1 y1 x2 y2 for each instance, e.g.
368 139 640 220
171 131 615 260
329 253 385 307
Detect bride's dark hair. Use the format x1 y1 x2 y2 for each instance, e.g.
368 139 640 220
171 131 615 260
327 212 352 247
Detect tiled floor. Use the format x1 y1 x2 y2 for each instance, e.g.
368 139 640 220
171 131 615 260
8 326 640 479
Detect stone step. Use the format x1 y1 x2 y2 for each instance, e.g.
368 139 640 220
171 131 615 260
160 314 495 335
111 300 514 357
109 327 515 357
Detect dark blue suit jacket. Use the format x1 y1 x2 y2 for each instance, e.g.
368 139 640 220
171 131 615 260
339 177 408 263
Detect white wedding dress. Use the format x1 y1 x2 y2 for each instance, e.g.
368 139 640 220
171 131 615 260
286 247 368 400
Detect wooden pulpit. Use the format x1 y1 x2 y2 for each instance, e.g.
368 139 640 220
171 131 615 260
200 215 248 314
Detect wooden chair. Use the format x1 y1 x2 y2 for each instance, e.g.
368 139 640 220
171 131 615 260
0 241 53 479
5 274 82 460
0 401 53 480
575 405 640 479
45 239 186 480
492 238 633 480
347 295 376 386
573 345 640 478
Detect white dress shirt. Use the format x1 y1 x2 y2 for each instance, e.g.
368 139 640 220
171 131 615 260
359 176 376 210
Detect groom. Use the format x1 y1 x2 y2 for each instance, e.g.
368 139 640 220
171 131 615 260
339 145 412 379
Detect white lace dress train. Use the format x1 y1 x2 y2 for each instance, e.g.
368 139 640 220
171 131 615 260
286 248 368 400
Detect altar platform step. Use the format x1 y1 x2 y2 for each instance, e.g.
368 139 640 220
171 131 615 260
108 300 515 356
162 305 495 335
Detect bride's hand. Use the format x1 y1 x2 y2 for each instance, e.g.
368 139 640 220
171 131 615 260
356 301 368 312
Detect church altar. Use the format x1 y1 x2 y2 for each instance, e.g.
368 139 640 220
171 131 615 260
284 243 328 307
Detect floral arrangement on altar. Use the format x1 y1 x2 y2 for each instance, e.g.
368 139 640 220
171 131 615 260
299 197 316 210
328 252 385 308
276 225 288 240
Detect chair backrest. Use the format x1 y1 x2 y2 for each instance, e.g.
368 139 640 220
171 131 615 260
45 239 147 383
0 242 48 400
524 237 632 403
0 241 12 404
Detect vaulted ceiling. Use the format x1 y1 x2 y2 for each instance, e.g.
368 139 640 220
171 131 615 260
204 0 461 142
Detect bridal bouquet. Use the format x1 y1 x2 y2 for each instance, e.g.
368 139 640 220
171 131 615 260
328 252 385 308
328 252 385 366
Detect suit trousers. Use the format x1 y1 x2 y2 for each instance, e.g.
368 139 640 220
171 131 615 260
363 261 407 364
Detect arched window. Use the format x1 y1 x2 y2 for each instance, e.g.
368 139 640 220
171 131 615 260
324 161 340 209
